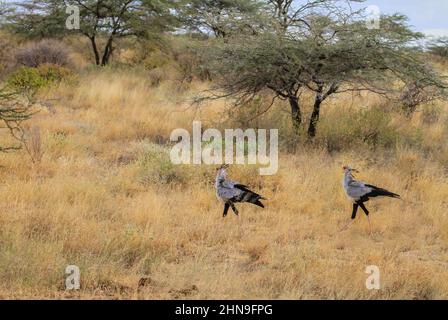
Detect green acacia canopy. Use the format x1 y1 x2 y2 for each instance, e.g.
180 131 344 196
197 10 447 137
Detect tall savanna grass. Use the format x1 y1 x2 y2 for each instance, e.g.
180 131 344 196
0 63 447 299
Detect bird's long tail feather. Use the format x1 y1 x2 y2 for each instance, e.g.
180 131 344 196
370 187 400 199
253 200 265 208
242 191 265 208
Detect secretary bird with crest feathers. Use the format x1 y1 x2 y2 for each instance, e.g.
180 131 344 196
215 164 266 218
342 165 400 233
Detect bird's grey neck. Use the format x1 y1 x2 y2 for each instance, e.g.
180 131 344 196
215 171 226 186
343 172 354 186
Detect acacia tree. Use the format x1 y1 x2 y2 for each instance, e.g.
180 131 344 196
180 0 266 37
294 14 447 136
428 37 448 58
199 33 306 131
197 0 363 134
198 1 447 138
398 78 447 116
0 2 8 21
266 0 360 31
8 0 176 66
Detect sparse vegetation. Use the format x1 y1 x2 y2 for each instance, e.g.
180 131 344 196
0 67 446 298
0 0 447 300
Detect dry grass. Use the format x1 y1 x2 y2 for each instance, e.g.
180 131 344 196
0 68 447 300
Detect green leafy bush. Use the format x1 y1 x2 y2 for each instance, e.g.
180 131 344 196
6 64 72 94
37 63 72 82
7 67 45 93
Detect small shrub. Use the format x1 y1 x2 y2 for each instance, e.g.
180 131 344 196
7 64 72 94
171 37 212 82
37 63 72 82
141 49 171 70
0 32 16 78
28 126 43 163
427 37 448 58
397 125 424 149
6 67 46 93
421 104 441 125
317 106 399 152
175 52 211 82
147 68 165 87
398 80 446 117
15 39 72 68
136 142 186 186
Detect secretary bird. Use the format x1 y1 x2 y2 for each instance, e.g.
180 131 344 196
215 164 266 218
342 165 400 233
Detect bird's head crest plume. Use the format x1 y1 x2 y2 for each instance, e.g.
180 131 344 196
216 164 229 171
342 165 359 174
215 164 229 184
216 164 229 180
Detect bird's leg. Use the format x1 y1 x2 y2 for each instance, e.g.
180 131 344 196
367 215 372 235
351 203 359 220
340 203 358 231
358 202 372 234
341 219 353 231
358 202 369 216
222 203 230 218
230 203 239 218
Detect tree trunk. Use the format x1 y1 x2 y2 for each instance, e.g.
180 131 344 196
307 94 322 138
101 37 114 66
288 96 302 134
101 47 110 66
89 36 101 66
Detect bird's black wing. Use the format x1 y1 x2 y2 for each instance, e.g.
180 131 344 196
234 184 250 192
231 184 266 208
363 184 400 199
234 184 266 199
